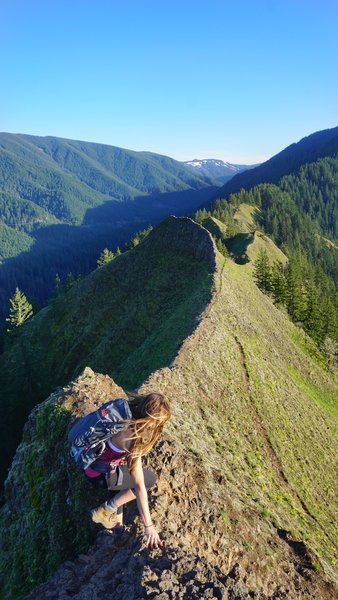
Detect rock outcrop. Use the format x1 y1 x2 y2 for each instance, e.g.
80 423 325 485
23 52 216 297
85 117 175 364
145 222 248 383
1 367 337 600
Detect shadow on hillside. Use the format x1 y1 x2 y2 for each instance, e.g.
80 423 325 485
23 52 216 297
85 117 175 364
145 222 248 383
83 185 219 225
225 232 254 264
0 222 137 315
0 186 217 319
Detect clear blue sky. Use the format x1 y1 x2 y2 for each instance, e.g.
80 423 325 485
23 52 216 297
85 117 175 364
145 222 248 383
1 0 337 163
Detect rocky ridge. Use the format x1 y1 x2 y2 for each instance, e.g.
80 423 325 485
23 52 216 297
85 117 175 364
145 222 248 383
1 216 337 599
13 369 335 600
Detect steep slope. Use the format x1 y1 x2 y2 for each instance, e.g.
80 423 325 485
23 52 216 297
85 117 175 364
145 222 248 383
215 126 338 198
233 202 260 232
202 167 338 336
279 156 338 241
0 217 216 485
0 133 214 227
0 133 219 314
0 220 34 261
1 227 337 599
146 252 337 570
201 204 289 266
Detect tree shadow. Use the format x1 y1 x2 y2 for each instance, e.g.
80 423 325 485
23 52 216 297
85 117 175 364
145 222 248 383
225 232 254 264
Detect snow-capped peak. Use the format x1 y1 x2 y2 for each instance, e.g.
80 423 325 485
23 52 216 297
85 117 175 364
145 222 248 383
183 158 256 182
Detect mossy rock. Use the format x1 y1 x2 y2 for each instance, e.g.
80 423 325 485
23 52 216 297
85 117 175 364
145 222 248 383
0 369 125 600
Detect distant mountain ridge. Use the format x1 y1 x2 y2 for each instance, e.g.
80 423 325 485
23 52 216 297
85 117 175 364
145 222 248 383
0 133 215 229
183 157 258 183
0 133 219 311
215 126 338 197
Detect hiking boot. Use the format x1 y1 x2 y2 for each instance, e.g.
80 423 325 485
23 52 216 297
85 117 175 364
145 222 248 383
91 504 121 529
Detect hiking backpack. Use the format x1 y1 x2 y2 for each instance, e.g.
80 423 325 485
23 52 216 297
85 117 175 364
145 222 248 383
68 397 132 470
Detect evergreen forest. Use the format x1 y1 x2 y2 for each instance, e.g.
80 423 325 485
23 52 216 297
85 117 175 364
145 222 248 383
194 155 338 355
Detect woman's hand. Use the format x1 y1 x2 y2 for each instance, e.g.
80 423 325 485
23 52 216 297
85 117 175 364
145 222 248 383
144 524 164 549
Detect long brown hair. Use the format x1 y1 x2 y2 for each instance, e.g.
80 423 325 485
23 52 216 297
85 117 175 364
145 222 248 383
125 392 170 473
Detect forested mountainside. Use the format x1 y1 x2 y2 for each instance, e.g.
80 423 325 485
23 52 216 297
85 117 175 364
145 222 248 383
0 217 337 600
0 133 214 227
0 127 336 324
195 155 338 353
0 133 218 314
215 125 338 197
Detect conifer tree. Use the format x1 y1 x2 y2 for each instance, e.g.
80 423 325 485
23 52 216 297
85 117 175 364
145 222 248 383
320 296 337 342
54 273 62 295
64 272 82 291
215 237 229 258
253 249 272 293
270 261 288 305
303 277 325 344
6 287 33 330
226 214 240 237
97 248 115 267
322 337 338 368
194 208 208 224
285 262 306 323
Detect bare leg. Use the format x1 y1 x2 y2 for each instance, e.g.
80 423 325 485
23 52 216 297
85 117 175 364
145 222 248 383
105 468 156 528
113 488 136 507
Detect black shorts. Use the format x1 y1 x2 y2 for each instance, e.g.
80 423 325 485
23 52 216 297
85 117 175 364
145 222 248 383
84 465 157 491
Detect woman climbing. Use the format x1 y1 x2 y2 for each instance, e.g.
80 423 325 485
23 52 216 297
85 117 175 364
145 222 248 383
83 392 171 549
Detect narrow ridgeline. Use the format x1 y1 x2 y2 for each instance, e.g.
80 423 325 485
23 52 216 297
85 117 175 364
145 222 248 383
0 216 337 600
0 216 216 485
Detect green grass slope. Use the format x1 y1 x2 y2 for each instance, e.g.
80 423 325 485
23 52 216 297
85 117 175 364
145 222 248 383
214 204 288 265
0 216 216 485
201 216 228 238
245 230 288 263
233 202 260 232
143 248 337 574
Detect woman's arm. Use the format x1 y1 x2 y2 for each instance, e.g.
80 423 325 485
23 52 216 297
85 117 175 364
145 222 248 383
130 457 164 549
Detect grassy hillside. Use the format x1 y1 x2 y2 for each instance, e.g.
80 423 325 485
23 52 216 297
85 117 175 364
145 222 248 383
233 202 260 232
0 217 216 485
0 221 337 599
142 246 338 574
201 203 288 266
198 162 338 351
